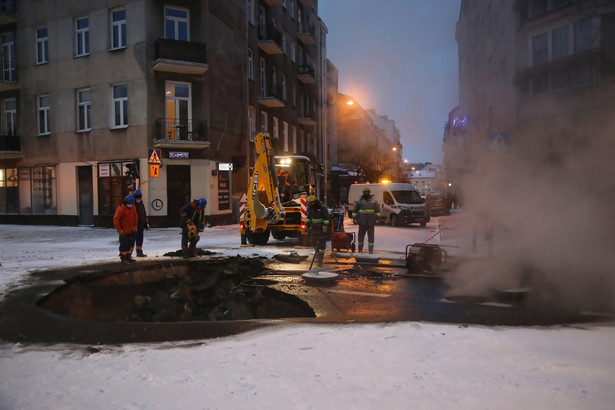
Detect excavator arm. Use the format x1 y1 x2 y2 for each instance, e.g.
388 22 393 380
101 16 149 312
247 132 285 232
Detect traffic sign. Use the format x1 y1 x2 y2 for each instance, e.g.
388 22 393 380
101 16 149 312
148 148 162 165
150 165 160 178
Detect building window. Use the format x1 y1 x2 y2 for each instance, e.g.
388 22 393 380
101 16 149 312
2 98 16 136
1 32 15 82
290 0 295 19
273 116 279 140
75 17 90 56
36 27 48 64
31 166 57 214
282 121 288 151
272 66 277 95
281 74 287 101
77 88 91 131
292 125 297 153
111 9 126 50
164 6 189 41
165 81 191 140
37 94 50 135
247 0 255 25
531 32 548 65
290 40 296 62
247 48 254 80
112 84 128 128
552 25 569 60
0 167 18 213
573 17 593 54
249 105 256 139
259 57 266 97
260 110 268 133
97 161 135 216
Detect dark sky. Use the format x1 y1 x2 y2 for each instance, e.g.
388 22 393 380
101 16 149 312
319 0 461 163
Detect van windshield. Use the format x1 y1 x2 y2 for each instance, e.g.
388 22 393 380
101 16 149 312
392 190 424 204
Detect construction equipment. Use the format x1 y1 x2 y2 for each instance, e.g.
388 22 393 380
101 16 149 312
405 243 447 274
240 131 316 246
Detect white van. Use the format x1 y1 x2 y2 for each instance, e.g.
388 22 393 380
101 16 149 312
348 183 430 227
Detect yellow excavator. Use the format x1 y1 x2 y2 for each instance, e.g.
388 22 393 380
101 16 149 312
240 131 315 246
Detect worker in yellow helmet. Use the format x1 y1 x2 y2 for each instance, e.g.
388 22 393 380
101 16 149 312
305 194 330 266
352 187 381 254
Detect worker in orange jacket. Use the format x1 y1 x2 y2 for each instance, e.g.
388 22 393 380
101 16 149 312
113 194 138 264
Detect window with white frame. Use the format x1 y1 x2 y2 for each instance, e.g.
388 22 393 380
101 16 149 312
111 9 126 50
77 88 91 131
3 98 16 136
531 32 548 65
1 32 15 81
282 121 288 151
247 0 255 25
37 94 50 135
165 6 189 41
75 17 89 56
165 81 191 140
552 25 568 60
260 110 267 133
259 57 266 97
248 48 254 80
112 84 128 128
273 116 279 140
36 27 48 64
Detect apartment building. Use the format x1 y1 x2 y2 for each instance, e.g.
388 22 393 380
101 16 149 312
445 0 615 193
0 0 325 227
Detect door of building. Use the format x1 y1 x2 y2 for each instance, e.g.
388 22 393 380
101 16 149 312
166 165 191 226
77 166 94 225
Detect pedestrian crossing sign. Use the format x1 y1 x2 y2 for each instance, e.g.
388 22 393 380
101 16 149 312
148 148 162 165
150 165 160 178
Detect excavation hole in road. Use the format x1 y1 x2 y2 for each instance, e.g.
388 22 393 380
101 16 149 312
37 256 315 322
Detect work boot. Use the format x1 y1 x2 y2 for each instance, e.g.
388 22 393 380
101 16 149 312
182 248 191 259
120 254 129 264
136 250 147 257
126 254 136 263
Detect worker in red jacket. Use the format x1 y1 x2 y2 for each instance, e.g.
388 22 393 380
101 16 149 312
113 194 138 264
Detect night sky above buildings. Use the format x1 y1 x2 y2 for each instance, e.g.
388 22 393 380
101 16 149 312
319 0 461 164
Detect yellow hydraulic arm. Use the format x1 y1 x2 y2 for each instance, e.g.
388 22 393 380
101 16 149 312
247 132 285 232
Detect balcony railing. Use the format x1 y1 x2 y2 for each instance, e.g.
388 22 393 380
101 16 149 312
258 83 286 108
0 133 21 158
258 24 284 55
298 64 315 84
153 38 208 75
154 118 209 149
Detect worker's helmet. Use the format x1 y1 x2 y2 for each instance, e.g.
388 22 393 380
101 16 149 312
197 198 207 209
362 187 371 194
307 195 317 205
133 189 142 198
125 194 136 204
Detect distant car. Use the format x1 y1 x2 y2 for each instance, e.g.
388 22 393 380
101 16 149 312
425 193 450 216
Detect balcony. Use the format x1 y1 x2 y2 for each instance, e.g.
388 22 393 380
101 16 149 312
0 133 22 159
297 24 315 46
298 110 316 126
0 0 17 26
258 24 284 55
298 65 315 84
152 38 209 75
153 119 210 149
258 83 286 108
299 0 315 7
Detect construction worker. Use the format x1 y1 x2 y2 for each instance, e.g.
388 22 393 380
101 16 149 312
132 189 150 257
179 198 207 258
352 187 381 254
305 194 330 266
113 194 138 264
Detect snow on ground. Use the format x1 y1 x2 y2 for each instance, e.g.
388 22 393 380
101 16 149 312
1 215 614 409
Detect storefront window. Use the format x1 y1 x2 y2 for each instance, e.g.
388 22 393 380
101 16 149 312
31 166 57 214
0 167 19 213
97 161 136 215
